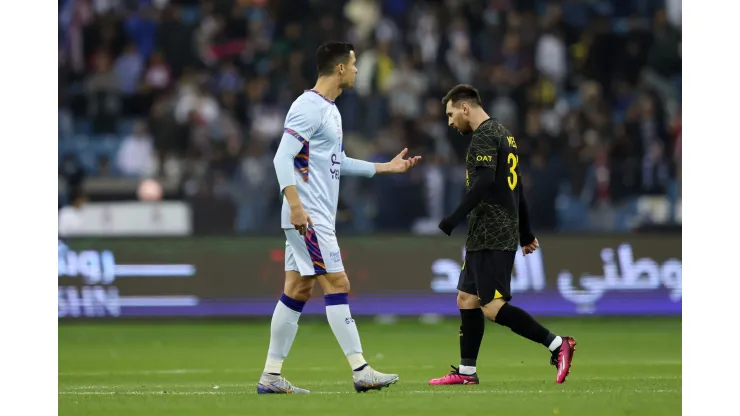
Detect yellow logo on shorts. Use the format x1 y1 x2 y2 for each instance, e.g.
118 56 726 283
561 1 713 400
476 155 492 162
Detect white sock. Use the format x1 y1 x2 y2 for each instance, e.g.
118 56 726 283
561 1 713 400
263 296 304 374
548 336 563 352
347 353 368 370
325 294 366 371
459 365 476 375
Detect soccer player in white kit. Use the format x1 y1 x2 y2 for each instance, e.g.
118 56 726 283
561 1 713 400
257 42 422 394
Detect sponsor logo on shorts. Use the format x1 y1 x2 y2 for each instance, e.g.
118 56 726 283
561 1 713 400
329 251 341 263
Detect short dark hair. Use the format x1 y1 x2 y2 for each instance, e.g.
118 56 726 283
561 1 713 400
316 42 355 76
441 84 482 107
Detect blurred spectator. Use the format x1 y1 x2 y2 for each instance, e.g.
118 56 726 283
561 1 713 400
446 19 477 85
124 5 158 60
344 0 382 43
59 154 86 192
216 61 243 94
535 29 567 88
195 2 222 66
156 5 196 77
114 43 144 113
646 10 682 80
91 0 120 15
86 51 121 134
143 51 171 92
526 152 559 230
147 92 183 176
175 83 219 126
58 188 87 237
97 155 112 177
642 141 671 196
175 82 220 152
233 140 273 232
643 9 682 120
116 121 155 177
609 122 641 203
384 55 427 119
666 0 682 28
671 111 681 174
59 0 94 73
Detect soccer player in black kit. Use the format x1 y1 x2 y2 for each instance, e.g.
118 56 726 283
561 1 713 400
429 85 577 386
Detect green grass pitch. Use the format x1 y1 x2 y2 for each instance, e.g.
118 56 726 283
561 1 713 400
59 317 681 415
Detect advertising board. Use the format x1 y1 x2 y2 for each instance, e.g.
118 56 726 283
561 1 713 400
58 235 681 318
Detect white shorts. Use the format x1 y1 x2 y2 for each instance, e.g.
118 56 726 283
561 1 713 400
284 225 344 276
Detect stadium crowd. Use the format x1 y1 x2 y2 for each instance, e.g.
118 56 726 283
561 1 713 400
58 0 682 234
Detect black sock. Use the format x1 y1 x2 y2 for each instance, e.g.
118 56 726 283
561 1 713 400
459 308 485 367
494 303 557 348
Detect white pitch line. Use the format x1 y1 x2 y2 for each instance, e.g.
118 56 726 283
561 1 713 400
70 384 245 390
65 375 680 391
59 388 680 396
58 361 681 377
60 369 215 376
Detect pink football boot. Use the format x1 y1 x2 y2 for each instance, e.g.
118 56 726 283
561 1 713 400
551 337 577 384
428 366 480 385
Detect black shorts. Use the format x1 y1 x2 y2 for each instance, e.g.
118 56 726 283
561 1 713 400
457 249 516 306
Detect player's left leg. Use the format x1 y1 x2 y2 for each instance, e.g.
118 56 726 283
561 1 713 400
316 271 399 392
257 233 318 394
257 271 314 394
476 250 577 384
456 262 485 379
429 260 484 385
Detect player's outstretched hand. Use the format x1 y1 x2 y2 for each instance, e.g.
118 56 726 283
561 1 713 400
521 238 539 256
291 206 313 236
386 148 422 173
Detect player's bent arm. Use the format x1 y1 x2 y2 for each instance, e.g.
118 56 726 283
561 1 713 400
273 133 306 209
518 182 536 246
439 167 496 233
441 132 500 230
340 154 377 177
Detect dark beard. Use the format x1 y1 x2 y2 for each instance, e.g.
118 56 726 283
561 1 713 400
459 125 473 135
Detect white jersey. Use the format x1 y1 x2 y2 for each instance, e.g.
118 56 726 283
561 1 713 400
279 90 343 229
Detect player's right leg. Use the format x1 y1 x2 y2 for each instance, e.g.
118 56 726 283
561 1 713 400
429 260 484 385
475 250 577 384
257 238 315 394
